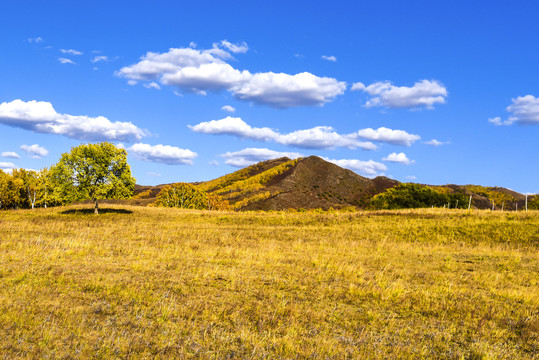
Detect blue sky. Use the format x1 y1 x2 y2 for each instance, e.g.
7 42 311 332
1 1 538 194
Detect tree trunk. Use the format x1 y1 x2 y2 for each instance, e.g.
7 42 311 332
94 198 99 214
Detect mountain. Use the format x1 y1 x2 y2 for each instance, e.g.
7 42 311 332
188 156 397 210
132 156 534 211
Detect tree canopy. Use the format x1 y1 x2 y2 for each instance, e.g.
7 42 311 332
50 142 135 214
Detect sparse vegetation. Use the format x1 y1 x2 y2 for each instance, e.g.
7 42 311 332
196 158 298 207
465 185 517 205
0 206 537 358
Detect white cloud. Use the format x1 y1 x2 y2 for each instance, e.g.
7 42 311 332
60 49 83 55
0 162 17 169
161 62 249 92
92 55 109 63
231 71 346 108
405 175 417 180
27 37 43 43
321 55 337 62
219 40 248 54
1 151 20 159
221 148 303 167
143 82 161 90
209 160 219 166
488 117 510 126
277 126 376 150
189 42 197 48
221 105 236 113
355 127 420 146
189 117 278 142
21 144 49 158
0 99 146 142
189 117 377 150
424 139 448 146
148 172 162 177
59 58 76 65
490 95 539 126
323 158 387 177
116 44 346 108
128 143 197 165
382 152 414 165
352 79 448 109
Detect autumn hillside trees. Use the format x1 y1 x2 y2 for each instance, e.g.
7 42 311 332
155 182 230 210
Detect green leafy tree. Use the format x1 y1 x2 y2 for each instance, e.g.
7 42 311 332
50 142 135 214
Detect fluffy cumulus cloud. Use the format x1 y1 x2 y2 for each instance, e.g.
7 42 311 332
322 158 387 177
0 99 146 142
352 79 447 109
355 127 420 146
189 117 277 142
21 144 49 158
382 152 414 165
1 151 20 159
128 143 197 165
220 148 303 167
489 95 539 126
276 126 375 149
190 117 421 150
116 43 346 108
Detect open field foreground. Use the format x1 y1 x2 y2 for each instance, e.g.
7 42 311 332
0 206 538 359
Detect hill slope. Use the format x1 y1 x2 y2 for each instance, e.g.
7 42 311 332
196 156 399 210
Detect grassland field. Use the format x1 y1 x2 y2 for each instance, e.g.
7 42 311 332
0 205 538 359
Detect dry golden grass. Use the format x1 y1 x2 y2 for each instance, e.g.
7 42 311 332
0 206 538 359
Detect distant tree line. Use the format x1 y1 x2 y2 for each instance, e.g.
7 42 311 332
369 183 470 210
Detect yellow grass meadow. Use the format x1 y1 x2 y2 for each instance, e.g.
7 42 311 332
0 206 538 359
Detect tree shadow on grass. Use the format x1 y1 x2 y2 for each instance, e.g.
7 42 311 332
60 208 133 215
